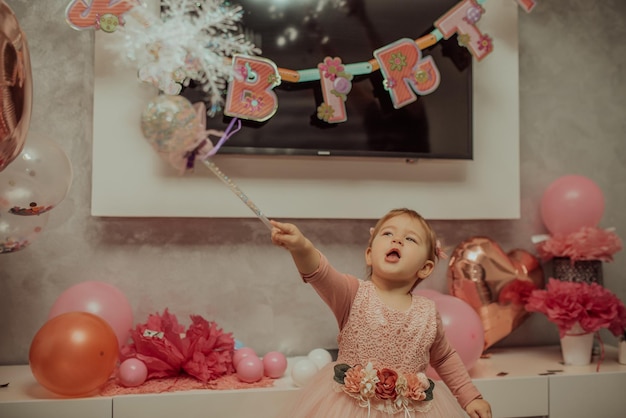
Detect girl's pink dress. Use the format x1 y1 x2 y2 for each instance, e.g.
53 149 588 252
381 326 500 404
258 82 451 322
278 254 482 417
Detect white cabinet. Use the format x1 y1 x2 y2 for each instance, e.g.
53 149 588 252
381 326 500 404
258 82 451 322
113 389 298 418
548 372 626 418
2 346 625 418
0 365 112 418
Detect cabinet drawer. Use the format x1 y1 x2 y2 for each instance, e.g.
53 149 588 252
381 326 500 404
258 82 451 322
113 388 299 418
474 376 549 418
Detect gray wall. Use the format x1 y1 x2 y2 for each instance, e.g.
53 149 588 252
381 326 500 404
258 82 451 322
1 0 625 364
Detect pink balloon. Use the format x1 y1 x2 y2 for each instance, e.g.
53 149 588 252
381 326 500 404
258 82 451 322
48 281 133 348
118 358 148 387
263 351 288 379
233 347 257 367
412 288 444 300
427 295 484 379
236 355 264 383
540 175 605 235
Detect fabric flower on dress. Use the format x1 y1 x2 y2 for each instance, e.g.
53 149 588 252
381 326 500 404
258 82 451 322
333 362 434 414
375 368 398 400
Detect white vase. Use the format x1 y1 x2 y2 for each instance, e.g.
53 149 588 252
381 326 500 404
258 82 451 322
618 336 626 365
560 323 594 366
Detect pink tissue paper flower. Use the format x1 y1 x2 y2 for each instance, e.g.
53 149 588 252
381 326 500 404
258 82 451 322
536 226 622 262
121 309 235 383
525 278 626 338
182 315 235 382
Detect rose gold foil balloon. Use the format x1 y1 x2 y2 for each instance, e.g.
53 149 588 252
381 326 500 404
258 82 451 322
447 237 544 350
0 1 32 172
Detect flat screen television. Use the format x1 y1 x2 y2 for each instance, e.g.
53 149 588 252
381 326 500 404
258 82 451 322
180 0 473 160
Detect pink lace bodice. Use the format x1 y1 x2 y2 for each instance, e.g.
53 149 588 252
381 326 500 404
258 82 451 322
336 281 438 374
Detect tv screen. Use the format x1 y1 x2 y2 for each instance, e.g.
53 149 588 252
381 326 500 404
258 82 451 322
181 0 473 160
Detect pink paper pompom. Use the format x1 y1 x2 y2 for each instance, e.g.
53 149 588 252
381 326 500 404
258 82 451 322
536 227 622 262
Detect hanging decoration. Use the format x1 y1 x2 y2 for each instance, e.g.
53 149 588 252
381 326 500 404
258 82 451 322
224 55 281 123
69 0 538 228
515 0 538 13
102 0 260 113
316 57 353 124
65 0 136 32
434 0 492 61
73 0 537 122
373 39 441 109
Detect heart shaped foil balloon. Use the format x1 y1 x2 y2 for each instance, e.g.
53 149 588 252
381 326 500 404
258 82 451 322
447 236 544 351
0 1 33 172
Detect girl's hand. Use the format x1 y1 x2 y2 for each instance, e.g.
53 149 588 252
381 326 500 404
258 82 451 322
270 220 308 252
270 220 320 275
465 398 492 418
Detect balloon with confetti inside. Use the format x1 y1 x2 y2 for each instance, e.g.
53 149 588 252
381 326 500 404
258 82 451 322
0 170 48 215
0 210 49 254
0 135 73 215
140 95 199 156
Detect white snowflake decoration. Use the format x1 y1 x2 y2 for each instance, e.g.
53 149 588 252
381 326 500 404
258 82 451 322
118 0 260 115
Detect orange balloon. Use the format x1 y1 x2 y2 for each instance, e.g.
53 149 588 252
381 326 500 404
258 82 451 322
29 312 119 396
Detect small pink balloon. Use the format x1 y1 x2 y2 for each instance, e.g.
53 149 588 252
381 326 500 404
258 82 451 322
233 347 257 367
412 288 444 300
263 351 287 379
236 356 264 383
118 358 148 387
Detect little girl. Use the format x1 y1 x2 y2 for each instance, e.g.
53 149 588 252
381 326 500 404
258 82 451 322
270 208 492 418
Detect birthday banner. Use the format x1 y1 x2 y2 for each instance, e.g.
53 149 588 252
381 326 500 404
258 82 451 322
66 0 537 125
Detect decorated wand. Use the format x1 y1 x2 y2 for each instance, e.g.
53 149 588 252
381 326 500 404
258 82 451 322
197 117 273 230
201 159 273 230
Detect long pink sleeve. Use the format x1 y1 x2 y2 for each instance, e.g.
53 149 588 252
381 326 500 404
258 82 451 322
300 253 360 330
429 312 482 408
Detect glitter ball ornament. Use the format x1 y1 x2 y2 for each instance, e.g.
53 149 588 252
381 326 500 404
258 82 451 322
140 95 198 154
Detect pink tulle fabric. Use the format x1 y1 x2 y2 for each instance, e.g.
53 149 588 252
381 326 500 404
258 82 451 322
275 364 467 418
525 278 626 337
536 227 622 262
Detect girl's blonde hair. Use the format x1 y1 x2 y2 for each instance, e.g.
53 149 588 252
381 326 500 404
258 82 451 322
367 208 439 281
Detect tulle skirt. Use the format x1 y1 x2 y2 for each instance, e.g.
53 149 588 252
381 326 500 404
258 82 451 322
277 363 467 418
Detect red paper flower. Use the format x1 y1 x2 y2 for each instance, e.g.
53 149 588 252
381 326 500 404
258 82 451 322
525 278 626 338
121 309 236 383
182 315 235 382
121 309 188 379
